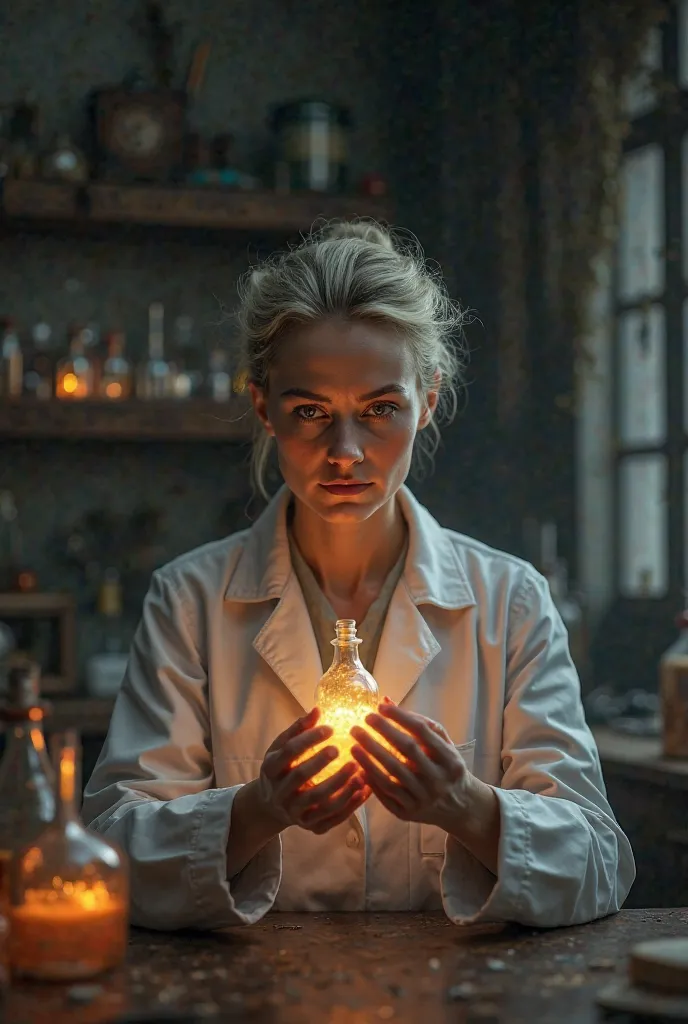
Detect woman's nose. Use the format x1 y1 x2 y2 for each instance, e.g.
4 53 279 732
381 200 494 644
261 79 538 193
327 420 364 467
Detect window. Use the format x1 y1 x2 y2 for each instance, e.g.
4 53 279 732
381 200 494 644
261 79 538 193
614 7 688 607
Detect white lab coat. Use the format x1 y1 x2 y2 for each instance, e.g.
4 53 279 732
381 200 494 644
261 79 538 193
82 485 635 931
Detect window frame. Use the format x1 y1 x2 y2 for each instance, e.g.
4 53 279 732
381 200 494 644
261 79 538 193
613 3 686 615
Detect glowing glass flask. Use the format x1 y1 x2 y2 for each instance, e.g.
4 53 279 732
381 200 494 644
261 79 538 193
295 619 379 785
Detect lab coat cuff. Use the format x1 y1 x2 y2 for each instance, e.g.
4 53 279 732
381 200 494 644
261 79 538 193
190 785 283 928
441 787 531 926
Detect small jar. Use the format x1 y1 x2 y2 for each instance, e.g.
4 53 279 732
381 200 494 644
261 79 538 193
271 99 351 193
659 613 688 758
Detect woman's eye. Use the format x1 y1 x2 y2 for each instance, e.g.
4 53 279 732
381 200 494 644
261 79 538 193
295 405 326 422
366 402 397 419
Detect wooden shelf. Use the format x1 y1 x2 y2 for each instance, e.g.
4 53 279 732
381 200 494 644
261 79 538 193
1 179 392 234
0 398 253 441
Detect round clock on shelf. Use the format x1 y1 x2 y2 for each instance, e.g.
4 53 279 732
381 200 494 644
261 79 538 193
92 88 186 182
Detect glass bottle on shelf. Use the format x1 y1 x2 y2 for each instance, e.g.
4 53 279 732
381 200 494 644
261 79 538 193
659 612 688 758
0 491 35 593
41 133 89 184
82 322 103 393
22 321 54 399
292 619 400 785
55 327 95 399
0 318 23 398
9 729 129 980
98 331 132 400
0 656 55 914
137 302 173 398
86 568 129 697
207 346 232 401
171 314 204 398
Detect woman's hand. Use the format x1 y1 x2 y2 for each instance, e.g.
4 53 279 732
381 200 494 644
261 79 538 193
350 699 474 829
257 707 371 835
350 699 501 874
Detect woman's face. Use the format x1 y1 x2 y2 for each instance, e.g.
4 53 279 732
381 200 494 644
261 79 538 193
250 320 437 523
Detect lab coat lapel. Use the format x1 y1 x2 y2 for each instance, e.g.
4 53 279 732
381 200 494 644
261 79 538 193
372 582 441 705
252 573 323 715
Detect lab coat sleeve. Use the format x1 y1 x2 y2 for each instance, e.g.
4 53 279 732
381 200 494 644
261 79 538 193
81 570 282 931
441 570 636 928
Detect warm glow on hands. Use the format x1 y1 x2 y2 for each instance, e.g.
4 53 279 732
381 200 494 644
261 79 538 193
350 700 472 826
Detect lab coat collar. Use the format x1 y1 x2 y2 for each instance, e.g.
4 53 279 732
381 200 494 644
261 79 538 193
224 484 476 611
225 485 476 713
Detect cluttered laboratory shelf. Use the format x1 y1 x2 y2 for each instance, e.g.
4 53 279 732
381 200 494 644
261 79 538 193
0 396 252 440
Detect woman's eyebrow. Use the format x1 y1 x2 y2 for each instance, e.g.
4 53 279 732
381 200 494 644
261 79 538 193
280 384 408 402
359 384 409 400
280 387 331 402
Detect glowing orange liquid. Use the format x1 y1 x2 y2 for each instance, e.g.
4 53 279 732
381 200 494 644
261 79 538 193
10 893 128 980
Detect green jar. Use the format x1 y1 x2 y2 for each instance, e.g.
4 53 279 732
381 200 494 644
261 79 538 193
271 99 351 193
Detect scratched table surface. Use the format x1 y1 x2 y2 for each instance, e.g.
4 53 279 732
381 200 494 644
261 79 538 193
1 908 687 1024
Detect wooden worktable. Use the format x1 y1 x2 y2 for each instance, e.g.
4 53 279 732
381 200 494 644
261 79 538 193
2 908 687 1023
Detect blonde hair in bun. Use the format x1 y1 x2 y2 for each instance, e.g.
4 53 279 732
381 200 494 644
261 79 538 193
321 220 396 250
235 218 467 498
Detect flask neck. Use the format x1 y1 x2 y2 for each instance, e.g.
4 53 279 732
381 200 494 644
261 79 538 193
53 731 81 825
329 619 364 670
330 640 364 670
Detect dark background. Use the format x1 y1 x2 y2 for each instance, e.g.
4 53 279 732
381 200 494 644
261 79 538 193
1 0 576 679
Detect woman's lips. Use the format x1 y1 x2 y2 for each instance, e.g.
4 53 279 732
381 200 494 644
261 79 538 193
319 483 373 496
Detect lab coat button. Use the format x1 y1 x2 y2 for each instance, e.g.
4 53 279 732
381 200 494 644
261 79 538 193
346 830 360 849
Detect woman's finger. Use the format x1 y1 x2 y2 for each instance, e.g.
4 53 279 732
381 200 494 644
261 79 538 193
290 761 361 811
351 745 416 812
299 775 364 824
350 727 427 800
376 706 455 769
274 744 339 791
266 725 334 779
362 714 442 777
365 780 409 819
303 787 370 835
265 707 320 754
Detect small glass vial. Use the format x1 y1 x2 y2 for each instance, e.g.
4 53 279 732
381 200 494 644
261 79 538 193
0 318 23 398
9 729 129 980
137 302 173 398
22 321 54 399
207 346 231 402
99 331 132 400
659 613 688 758
86 568 129 697
171 315 204 398
55 329 95 399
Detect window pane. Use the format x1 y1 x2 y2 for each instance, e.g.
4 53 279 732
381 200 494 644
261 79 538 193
618 305 666 446
683 299 688 433
680 0 688 87
619 454 668 597
624 26 661 117
618 145 664 302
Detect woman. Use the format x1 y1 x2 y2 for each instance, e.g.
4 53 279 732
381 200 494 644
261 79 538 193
83 222 635 931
